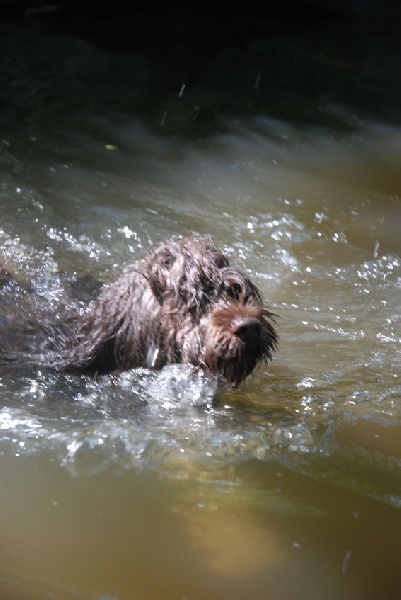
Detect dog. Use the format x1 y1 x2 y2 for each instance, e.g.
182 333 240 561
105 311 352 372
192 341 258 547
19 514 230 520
0 235 278 385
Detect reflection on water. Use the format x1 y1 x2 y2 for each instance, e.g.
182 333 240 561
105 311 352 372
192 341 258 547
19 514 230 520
1 16 401 600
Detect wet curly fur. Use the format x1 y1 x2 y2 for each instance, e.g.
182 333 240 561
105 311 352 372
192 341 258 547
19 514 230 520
0 236 278 385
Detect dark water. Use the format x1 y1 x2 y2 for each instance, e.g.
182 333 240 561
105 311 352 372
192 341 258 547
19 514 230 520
0 15 401 600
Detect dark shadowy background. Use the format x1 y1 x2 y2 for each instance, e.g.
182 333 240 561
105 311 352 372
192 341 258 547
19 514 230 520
1 0 401 129
2 0 399 52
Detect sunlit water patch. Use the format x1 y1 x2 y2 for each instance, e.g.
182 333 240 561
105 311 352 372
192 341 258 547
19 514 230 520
0 364 318 476
1 117 401 510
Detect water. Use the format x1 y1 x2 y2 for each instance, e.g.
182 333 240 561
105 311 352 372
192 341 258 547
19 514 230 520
0 16 401 600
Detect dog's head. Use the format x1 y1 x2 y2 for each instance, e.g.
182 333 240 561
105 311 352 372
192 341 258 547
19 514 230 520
140 236 278 385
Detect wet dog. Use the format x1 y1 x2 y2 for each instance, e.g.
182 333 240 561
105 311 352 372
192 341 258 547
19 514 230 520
0 236 278 385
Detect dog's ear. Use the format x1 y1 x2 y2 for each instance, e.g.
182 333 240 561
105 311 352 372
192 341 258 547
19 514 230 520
147 271 165 305
145 248 179 306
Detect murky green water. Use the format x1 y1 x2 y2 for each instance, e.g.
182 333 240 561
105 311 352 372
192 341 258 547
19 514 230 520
0 16 401 600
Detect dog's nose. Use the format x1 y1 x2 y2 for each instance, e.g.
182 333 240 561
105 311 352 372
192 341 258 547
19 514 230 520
232 317 262 344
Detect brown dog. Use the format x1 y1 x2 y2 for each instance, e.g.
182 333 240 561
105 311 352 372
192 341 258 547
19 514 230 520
0 236 278 385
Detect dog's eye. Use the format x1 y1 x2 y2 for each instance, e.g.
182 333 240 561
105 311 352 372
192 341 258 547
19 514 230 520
227 283 243 299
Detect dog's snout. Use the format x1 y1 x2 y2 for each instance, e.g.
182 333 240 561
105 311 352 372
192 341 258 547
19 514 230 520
233 317 262 344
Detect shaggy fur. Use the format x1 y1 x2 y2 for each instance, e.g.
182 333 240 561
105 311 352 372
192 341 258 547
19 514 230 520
0 236 278 385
